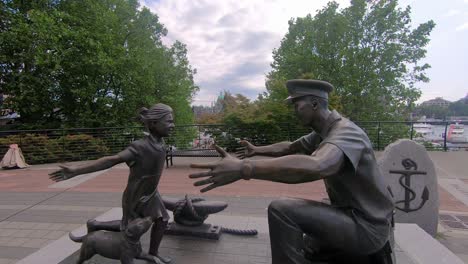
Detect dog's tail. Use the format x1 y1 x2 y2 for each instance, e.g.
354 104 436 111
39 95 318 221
69 232 85 243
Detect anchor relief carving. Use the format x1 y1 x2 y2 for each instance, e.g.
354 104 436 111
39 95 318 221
389 158 429 213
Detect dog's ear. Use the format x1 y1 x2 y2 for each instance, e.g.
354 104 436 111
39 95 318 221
124 228 136 238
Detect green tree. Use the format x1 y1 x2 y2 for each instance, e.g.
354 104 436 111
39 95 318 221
160 41 199 125
265 0 435 121
448 100 468 117
0 0 198 128
414 105 449 120
0 0 68 127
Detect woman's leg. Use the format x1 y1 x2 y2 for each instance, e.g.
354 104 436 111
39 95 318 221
149 217 171 263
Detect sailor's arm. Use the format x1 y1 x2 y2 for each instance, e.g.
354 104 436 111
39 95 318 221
247 143 345 183
190 144 346 193
236 139 309 159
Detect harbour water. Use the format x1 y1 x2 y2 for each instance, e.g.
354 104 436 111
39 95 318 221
414 123 468 150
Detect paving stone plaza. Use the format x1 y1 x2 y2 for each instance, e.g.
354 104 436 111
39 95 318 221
1 152 468 263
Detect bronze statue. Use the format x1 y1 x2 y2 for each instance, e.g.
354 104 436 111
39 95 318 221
163 195 257 239
50 103 174 264
190 80 395 263
163 195 229 226
69 216 160 264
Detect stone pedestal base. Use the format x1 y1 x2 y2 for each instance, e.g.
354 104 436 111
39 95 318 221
164 222 221 240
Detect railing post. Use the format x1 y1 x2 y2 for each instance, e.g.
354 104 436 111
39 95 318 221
198 124 201 149
62 128 66 162
444 122 448 151
410 122 414 140
287 123 291 142
377 122 381 151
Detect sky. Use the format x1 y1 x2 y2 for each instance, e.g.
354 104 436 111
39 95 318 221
140 0 468 106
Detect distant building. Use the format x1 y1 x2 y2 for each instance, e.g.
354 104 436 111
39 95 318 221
421 97 451 108
192 105 217 119
192 92 225 120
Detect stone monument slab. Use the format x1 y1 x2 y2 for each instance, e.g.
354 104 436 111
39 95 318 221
379 139 439 236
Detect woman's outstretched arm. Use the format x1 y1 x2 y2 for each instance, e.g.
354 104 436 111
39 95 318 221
49 155 124 182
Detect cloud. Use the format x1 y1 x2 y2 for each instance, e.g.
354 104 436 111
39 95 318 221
399 0 418 6
197 61 269 102
141 0 350 105
456 22 468 31
443 9 461 17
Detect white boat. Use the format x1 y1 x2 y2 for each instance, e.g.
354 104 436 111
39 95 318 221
413 123 433 137
448 123 466 143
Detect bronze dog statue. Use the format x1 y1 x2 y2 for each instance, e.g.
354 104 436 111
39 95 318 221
69 216 162 264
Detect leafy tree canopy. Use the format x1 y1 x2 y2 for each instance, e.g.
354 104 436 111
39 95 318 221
414 97 468 120
0 0 198 128
448 99 468 117
264 0 435 121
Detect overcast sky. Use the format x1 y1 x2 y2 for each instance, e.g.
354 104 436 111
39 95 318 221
140 0 468 106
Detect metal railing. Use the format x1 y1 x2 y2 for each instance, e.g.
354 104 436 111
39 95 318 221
0 121 466 164
356 121 468 151
0 127 143 164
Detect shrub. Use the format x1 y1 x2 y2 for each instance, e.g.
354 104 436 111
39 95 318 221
0 134 60 164
60 134 109 161
0 133 110 164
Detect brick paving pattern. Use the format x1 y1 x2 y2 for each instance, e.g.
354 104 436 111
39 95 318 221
0 153 467 263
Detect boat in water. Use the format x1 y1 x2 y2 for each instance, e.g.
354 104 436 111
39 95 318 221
413 123 433 137
447 123 466 143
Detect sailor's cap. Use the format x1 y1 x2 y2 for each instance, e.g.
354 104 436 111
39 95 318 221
285 79 334 103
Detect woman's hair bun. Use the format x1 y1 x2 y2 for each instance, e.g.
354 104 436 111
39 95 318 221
138 107 149 115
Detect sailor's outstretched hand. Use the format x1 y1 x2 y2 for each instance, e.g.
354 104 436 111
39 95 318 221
190 145 243 193
49 165 77 182
235 140 257 159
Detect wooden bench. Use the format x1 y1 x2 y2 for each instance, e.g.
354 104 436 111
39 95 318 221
166 148 220 167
